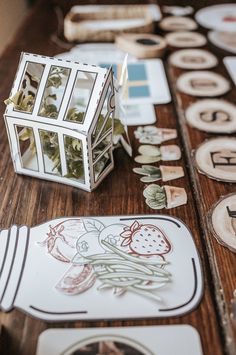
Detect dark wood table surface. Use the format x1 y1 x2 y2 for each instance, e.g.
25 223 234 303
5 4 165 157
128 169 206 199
0 1 235 354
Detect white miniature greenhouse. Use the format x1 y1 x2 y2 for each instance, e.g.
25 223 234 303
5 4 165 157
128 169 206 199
4 53 116 191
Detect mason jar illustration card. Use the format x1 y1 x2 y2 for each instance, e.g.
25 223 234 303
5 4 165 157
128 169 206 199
0 215 203 321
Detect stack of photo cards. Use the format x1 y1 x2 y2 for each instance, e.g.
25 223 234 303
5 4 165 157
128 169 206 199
36 325 203 355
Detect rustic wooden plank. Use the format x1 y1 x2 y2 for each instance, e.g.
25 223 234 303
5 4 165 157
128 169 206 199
166 20 236 355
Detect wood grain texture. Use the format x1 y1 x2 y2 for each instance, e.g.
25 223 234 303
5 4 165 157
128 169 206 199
165 13 236 355
0 0 234 354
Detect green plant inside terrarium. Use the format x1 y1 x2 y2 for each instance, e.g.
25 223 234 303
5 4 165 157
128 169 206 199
4 65 125 181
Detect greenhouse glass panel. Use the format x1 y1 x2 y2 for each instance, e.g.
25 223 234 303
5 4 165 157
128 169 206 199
15 125 38 171
92 85 112 143
63 134 85 183
14 62 45 113
39 66 70 119
65 71 97 124
39 129 62 175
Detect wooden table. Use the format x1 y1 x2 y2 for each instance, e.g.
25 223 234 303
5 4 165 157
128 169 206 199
0 1 235 354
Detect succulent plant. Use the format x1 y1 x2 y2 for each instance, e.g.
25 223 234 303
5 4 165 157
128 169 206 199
134 126 177 144
134 145 162 164
143 184 167 209
133 165 162 183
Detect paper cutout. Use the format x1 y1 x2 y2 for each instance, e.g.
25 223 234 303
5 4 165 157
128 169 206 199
56 45 170 119
195 4 236 31
162 6 194 16
159 16 197 31
143 184 187 209
185 99 236 133
166 31 207 48
134 126 177 144
0 215 202 321
120 104 156 126
194 137 236 182
100 60 171 105
116 33 167 59
169 49 218 69
177 71 230 97
135 144 181 164
4 52 120 191
209 31 236 54
133 165 184 183
36 325 203 355
209 193 236 252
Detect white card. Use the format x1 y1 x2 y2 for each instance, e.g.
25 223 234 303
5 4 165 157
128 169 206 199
56 43 135 64
56 46 171 105
98 60 171 105
120 104 156 126
36 325 203 355
0 215 203 321
195 4 236 32
223 56 236 86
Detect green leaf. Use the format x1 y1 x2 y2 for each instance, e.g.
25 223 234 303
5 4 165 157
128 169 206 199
48 94 57 100
72 139 81 151
133 167 149 176
140 175 161 183
113 118 125 136
66 108 84 123
142 165 160 175
18 128 32 141
145 197 166 210
143 184 164 199
4 90 35 112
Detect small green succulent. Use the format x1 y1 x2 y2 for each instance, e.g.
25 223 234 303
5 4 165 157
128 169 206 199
133 165 162 183
143 184 167 209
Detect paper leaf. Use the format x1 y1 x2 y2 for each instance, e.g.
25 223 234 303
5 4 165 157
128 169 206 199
138 145 161 157
134 155 161 164
83 218 105 232
143 184 165 199
139 136 162 144
133 167 149 176
141 175 161 183
145 197 166 210
72 253 89 265
142 165 160 175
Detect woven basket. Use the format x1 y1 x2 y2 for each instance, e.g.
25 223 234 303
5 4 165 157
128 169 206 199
64 5 154 42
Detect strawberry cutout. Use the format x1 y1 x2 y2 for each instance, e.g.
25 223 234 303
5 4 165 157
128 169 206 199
120 221 171 257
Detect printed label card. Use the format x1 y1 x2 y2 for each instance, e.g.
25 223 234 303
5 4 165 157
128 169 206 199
194 137 236 182
36 325 203 355
209 193 236 252
100 60 171 105
0 215 202 321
